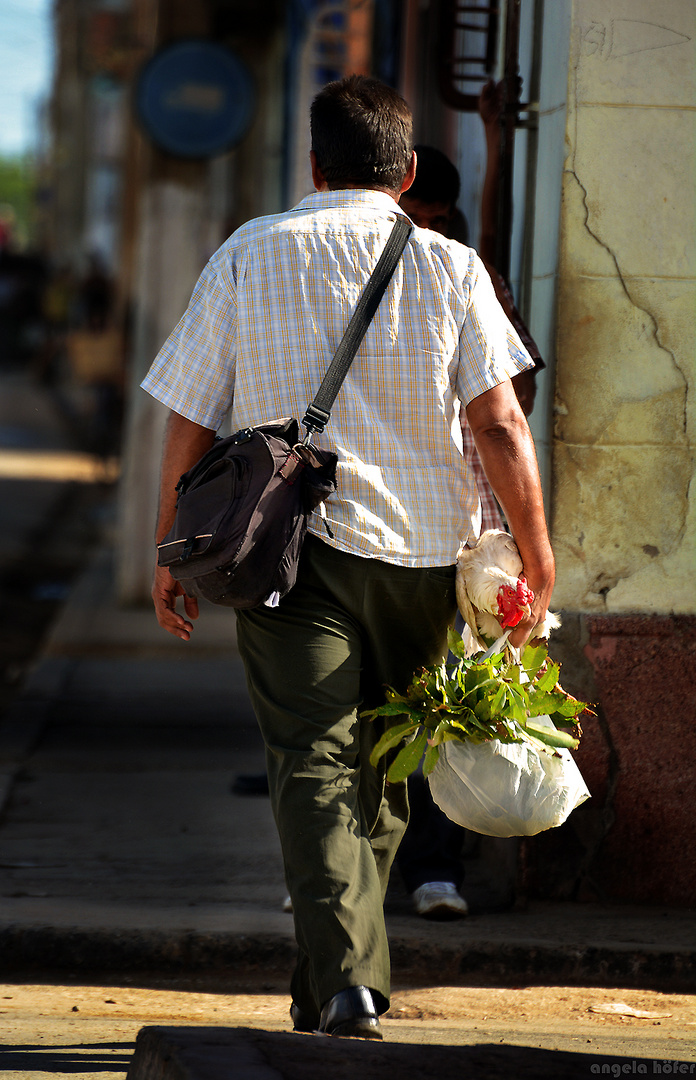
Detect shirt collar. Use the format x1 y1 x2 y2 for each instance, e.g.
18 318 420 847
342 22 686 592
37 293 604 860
293 188 410 218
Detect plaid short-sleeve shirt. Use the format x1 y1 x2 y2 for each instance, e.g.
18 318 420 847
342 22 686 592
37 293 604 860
142 189 531 567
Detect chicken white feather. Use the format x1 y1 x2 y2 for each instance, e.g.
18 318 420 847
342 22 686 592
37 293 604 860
456 529 560 651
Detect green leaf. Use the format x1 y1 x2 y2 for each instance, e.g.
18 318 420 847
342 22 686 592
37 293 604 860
447 715 474 736
559 691 589 714
528 692 587 719
467 731 495 745
524 719 579 750
422 741 441 777
362 700 413 720
428 722 448 745
369 721 418 767
491 682 508 714
447 627 468 659
386 729 429 782
464 666 494 695
419 668 447 707
535 662 561 693
522 642 548 679
474 696 494 723
526 692 564 717
549 698 587 719
506 685 528 725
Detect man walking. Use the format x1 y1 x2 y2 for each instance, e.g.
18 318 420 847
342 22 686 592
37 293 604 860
143 75 554 1040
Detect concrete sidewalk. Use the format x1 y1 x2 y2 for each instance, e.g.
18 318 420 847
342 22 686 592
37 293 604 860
0 540 694 995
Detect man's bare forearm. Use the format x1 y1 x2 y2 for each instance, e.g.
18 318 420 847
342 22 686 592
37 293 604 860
465 381 555 644
156 411 216 543
471 416 552 576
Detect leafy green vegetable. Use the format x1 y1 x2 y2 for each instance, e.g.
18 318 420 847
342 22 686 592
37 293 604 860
387 729 429 783
524 720 580 750
364 631 592 778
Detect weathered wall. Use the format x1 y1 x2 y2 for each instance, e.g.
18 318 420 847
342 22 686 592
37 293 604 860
526 0 696 907
552 0 695 614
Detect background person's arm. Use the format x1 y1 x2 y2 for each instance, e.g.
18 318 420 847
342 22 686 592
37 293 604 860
477 78 541 415
152 410 216 640
478 78 503 270
465 380 555 647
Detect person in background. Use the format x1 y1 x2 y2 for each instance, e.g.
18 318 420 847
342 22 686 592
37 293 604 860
396 123 544 920
64 254 123 456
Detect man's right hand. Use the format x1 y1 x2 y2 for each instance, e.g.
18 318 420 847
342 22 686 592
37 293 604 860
152 411 216 639
507 560 556 650
152 563 200 641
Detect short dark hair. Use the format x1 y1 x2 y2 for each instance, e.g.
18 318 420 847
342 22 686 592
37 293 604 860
310 75 413 193
408 145 461 208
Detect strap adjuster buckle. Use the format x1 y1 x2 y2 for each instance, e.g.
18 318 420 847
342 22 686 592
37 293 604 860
302 403 330 438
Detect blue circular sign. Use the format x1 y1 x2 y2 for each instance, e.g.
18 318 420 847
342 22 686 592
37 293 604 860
136 41 255 158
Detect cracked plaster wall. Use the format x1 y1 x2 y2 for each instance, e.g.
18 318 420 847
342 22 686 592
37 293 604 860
551 0 695 613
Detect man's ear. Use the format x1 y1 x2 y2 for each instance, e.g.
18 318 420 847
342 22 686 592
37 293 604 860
310 151 328 192
399 150 417 195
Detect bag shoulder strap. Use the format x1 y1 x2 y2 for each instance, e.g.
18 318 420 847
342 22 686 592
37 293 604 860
302 214 412 437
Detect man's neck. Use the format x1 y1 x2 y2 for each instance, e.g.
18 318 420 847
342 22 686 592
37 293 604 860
321 183 400 203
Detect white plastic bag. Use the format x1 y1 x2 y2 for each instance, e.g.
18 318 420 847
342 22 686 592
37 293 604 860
428 716 590 837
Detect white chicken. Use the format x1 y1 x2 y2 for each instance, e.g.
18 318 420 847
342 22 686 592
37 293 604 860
456 529 560 652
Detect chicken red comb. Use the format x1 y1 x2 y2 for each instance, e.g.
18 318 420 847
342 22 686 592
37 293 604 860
497 576 535 629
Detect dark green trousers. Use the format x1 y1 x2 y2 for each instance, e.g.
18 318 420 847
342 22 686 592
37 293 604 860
236 534 456 1024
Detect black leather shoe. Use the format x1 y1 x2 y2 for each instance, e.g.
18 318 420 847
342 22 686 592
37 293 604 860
318 986 383 1040
290 1003 316 1033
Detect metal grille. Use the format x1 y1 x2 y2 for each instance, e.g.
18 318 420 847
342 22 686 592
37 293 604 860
437 1 500 111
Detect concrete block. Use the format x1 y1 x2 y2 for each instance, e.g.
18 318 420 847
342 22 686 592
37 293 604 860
574 107 694 278
127 1027 282 1080
551 442 692 612
573 0 695 108
124 1023 682 1080
625 278 696 408
555 276 688 447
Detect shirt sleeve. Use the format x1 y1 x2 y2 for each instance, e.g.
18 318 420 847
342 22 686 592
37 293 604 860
141 259 238 431
456 251 533 407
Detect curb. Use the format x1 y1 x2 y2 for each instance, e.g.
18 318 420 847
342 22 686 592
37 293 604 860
1 925 693 992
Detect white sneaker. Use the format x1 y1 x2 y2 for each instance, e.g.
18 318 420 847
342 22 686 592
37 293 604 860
282 894 293 913
412 882 469 920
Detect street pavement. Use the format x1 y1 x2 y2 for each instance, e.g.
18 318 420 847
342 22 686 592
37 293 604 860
0 369 694 1077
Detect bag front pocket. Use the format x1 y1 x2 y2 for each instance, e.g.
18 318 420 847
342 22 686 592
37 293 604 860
158 455 249 568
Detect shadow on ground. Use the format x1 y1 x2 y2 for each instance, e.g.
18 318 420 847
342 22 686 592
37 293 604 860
0 1040 134 1075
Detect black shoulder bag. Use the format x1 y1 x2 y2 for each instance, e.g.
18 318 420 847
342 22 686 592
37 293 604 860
156 216 412 609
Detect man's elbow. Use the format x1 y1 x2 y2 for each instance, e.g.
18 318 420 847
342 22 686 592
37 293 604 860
464 380 527 440
163 410 217 459
466 410 529 449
